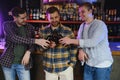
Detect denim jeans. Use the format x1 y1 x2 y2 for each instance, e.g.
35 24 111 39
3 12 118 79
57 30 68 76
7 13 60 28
2 64 30 80
84 64 112 80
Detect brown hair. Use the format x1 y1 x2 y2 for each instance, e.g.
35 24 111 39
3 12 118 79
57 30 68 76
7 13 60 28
46 6 60 15
9 7 26 17
80 2 93 11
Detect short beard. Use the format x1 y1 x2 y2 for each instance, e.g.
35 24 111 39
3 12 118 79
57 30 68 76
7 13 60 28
51 22 60 27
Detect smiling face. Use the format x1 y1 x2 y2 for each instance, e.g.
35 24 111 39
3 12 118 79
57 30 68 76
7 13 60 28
79 5 93 22
14 12 27 26
47 11 60 27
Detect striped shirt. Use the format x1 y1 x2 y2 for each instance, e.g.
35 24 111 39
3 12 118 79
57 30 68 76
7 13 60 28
40 24 77 73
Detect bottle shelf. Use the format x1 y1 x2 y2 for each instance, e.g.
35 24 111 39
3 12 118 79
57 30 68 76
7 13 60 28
26 20 120 40
26 20 49 23
106 21 120 24
43 0 74 4
109 36 120 39
26 20 120 24
26 20 83 24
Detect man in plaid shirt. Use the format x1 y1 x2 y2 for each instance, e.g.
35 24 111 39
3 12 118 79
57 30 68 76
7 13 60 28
0 7 50 80
40 6 77 80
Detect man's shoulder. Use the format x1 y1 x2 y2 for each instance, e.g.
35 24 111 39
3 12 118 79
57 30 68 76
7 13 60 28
3 21 16 29
94 19 105 24
40 25 50 33
26 23 34 28
61 24 72 31
3 21 14 25
91 19 107 30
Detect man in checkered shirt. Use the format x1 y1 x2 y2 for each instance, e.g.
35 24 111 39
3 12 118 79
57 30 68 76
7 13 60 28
40 6 77 80
0 7 50 80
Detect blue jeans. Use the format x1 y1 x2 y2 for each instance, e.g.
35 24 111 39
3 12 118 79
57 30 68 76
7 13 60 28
2 64 30 80
84 64 112 80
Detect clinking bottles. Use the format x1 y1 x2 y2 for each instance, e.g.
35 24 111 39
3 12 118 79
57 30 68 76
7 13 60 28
46 29 63 44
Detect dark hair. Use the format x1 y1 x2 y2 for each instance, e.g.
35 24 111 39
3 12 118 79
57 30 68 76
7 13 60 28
46 6 60 15
9 7 26 17
80 2 93 11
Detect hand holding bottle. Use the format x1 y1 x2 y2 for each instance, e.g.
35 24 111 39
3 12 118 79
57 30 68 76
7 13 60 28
78 49 89 66
35 39 50 49
49 41 56 48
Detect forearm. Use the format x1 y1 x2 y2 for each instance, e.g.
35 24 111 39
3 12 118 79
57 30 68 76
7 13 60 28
4 22 35 44
35 39 40 44
70 39 79 45
5 29 35 44
8 35 35 44
25 50 31 55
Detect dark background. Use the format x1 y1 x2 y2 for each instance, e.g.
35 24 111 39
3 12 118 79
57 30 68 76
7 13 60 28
0 0 120 38
0 0 20 38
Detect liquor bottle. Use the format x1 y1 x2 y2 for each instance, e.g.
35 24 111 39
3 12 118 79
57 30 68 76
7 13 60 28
33 9 36 20
35 27 40 39
36 9 40 20
113 9 117 21
29 9 33 20
110 9 114 21
72 25 79 37
46 29 63 45
105 9 109 21
39 9 42 20
26 8 30 19
41 9 46 20
107 9 111 21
